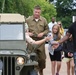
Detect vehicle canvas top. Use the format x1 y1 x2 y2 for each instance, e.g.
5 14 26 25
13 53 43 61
0 13 25 23
0 13 26 53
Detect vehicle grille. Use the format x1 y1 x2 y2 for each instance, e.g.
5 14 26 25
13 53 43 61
0 56 15 75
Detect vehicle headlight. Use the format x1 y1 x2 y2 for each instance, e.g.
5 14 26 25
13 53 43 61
17 57 25 65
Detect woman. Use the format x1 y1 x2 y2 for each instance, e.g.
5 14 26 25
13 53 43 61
57 21 64 36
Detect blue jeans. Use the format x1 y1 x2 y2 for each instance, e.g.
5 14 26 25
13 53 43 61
73 52 76 75
30 69 38 75
0 60 3 70
74 52 76 65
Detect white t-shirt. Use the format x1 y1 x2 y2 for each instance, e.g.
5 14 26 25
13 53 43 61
47 33 54 55
48 22 57 32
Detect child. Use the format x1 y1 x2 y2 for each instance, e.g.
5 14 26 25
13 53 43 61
63 31 75 75
48 25 62 75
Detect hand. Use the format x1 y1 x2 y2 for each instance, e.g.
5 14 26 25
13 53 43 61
37 33 44 38
68 52 73 57
52 44 59 49
51 45 58 50
52 41 59 49
45 36 52 41
28 32 34 36
51 41 59 45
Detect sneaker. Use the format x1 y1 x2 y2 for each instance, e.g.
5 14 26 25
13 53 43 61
56 73 59 75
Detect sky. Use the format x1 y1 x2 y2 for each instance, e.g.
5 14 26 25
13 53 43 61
73 0 76 9
53 0 76 9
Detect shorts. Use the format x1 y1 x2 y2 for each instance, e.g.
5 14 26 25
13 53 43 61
49 51 61 61
62 57 73 62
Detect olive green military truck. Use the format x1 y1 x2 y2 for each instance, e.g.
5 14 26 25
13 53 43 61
0 14 38 75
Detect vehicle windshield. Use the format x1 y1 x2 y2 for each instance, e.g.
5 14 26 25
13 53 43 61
0 24 24 40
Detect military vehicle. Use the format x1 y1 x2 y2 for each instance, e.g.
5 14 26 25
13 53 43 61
0 14 38 75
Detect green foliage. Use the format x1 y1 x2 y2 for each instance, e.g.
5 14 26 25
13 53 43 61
57 16 72 28
0 0 3 12
56 0 73 17
22 0 57 22
0 0 57 23
49 0 76 28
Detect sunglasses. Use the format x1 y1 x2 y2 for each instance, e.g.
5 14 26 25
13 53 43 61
59 24 61 25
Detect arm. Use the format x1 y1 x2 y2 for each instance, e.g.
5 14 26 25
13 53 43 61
34 37 49 45
26 33 51 45
52 33 71 49
59 32 71 44
25 23 29 32
59 23 73 44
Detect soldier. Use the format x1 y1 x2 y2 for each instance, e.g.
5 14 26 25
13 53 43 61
25 23 50 46
26 5 49 75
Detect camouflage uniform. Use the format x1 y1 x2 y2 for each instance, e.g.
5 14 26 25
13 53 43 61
26 16 49 69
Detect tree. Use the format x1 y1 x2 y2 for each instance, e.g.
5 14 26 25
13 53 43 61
48 0 76 28
55 0 74 17
0 0 57 22
0 0 4 13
